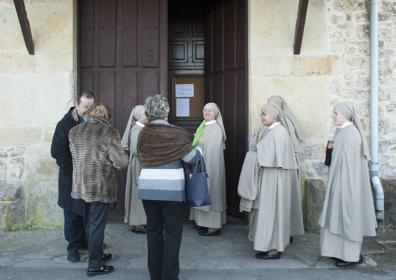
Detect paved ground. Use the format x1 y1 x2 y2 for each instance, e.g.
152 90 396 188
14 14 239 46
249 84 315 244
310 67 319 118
0 220 395 280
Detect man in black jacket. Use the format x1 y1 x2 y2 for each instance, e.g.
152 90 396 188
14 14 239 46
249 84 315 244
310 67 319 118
51 91 94 262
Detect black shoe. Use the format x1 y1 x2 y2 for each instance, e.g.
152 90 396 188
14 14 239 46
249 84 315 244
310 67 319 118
102 253 112 263
199 229 221 236
131 226 147 234
67 253 80 263
193 225 207 231
256 251 282 260
335 255 364 267
289 236 294 243
87 265 114 277
254 251 269 259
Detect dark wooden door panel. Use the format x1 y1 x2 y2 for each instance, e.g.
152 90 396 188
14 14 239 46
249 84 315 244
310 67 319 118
236 0 246 68
205 0 248 217
79 0 94 68
98 0 117 67
224 0 236 70
80 70 94 93
141 70 161 103
168 1 206 130
119 0 138 67
168 3 205 70
78 0 168 218
212 2 224 73
142 0 160 67
212 74 224 109
192 14 205 36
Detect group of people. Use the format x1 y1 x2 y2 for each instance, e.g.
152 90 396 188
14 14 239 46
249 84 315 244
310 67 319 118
237 96 377 266
51 92 129 276
51 91 377 279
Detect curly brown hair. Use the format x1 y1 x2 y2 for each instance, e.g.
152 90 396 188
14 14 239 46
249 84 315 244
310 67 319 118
86 103 112 120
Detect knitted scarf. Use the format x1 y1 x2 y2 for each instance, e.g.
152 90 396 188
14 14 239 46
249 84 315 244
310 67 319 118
138 123 193 167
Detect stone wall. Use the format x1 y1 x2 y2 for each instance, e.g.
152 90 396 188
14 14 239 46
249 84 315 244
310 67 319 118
0 0 395 231
248 0 396 180
248 0 396 229
0 0 76 230
326 0 396 179
248 0 336 181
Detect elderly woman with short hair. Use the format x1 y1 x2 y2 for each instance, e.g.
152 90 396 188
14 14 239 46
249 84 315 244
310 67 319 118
137 95 202 280
69 103 129 276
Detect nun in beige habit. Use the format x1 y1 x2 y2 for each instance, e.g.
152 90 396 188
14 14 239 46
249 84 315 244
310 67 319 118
237 126 268 212
319 102 377 267
250 102 304 259
121 105 148 234
267 95 304 166
190 102 227 236
238 95 304 212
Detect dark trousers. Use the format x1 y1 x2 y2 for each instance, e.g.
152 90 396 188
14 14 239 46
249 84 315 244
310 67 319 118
87 202 109 270
143 200 185 280
63 209 88 255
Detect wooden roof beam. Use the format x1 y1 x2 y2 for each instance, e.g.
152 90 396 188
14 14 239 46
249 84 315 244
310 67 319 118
13 0 34 55
293 0 309 55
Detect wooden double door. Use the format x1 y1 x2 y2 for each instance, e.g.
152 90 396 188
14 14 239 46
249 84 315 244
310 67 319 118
78 0 248 218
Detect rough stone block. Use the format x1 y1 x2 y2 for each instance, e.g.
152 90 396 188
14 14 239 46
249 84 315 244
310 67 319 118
303 179 327 233
6 158 25 181
291 56 341 76
250 55 290 77
0 182 23 202
0 200 25 231
25 181 63 229
6 146 25 157
378 12 392 21
0 160 5 181
381 179 396 229
382 1 396 13
0 149 7 157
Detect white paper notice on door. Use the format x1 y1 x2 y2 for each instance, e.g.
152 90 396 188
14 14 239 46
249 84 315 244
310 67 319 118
176 98 190 117
175 84 194 98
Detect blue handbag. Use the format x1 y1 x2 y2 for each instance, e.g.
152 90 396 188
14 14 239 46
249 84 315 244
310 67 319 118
185 155 211 207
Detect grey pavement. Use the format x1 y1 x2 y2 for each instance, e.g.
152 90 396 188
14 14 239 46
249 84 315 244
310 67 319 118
0 220 395 280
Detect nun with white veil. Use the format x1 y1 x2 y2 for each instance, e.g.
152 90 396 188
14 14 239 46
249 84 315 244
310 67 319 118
250 102 304 260
319 102 377 267
190 102 227 236
121 105 148 234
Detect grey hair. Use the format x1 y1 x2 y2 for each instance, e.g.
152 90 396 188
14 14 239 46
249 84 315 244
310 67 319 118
77 90 94 104
144 95 170 121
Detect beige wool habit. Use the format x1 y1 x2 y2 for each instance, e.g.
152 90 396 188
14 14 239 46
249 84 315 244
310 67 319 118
190 122 227 229
238 126 268 212
250 124 304 252
122 124 147 226
319 124 377 262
